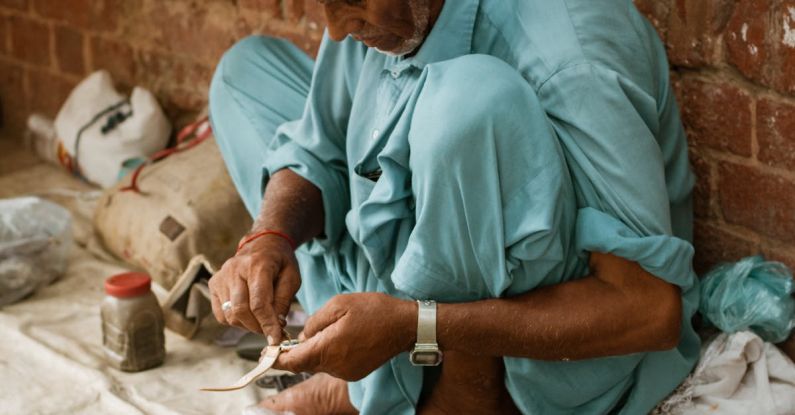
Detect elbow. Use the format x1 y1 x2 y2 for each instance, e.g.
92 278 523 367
649 285 683 351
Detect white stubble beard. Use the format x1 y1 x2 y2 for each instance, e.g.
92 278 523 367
376 0 431 57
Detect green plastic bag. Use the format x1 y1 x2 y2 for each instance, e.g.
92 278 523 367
700 256 795 343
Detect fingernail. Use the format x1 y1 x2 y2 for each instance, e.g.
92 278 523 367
267 335 275 345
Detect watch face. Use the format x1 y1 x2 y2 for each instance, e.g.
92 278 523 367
410 350 443 366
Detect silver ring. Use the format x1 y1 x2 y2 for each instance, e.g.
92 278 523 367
222 301 233 312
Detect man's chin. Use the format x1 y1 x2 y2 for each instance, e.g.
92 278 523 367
375 46 413 57
362 37 406 56
353 30 425 57
375 37 424 57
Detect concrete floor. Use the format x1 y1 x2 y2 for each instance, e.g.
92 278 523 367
0 135 95 201
0 136 42 176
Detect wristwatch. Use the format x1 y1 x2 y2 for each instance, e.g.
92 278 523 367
410 300 443 366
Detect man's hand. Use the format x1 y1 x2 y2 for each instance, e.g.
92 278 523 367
274 293 417 381
209 234 301 344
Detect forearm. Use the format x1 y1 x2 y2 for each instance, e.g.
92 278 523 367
250 169 325 246
429 254 683 361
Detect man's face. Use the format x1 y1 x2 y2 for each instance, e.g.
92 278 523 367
319 0 431 56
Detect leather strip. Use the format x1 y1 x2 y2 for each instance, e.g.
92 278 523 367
201 341 299 392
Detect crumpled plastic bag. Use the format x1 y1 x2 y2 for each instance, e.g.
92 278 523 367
0 197 72 307
699 256 795 343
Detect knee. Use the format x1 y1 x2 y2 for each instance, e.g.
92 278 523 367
210 35 287 97
214 36 260 84
409 55 543 166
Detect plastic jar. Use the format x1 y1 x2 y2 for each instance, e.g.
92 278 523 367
101 273 165 372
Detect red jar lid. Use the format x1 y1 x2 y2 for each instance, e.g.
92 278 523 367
105 273 152 298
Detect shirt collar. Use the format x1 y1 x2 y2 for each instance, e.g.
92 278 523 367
383 0 479 71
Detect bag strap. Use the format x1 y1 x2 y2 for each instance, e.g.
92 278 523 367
120 116 212 194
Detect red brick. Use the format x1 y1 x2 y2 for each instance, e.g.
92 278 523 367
0 0 27 11
32 0 118 33
304 0 326 35
676 77 753 157
757 98 795 171
266 23 316 55
165 87 206 114
771 0 795 95
723 0 795 96
135 50 213 94
666 0 734 67
718 162 795 244
761 244 795 275
0 14 8 55
90 36 135 86
238 0 280 15
634 0 672 41
25 68 74 118
693 219 759 275
690 151 716 219
284 0 304 22
725 0 771 86
155 86 207 128
780 335 795 363
0 60 27 133
133 1 237 64
54 25 84 75
9 15 50 66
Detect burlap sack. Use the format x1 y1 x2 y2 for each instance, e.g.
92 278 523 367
94 136 252 290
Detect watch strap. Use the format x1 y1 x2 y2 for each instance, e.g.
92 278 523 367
416 300 437 345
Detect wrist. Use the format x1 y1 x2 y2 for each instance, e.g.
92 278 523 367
409 300 443 366
398 299 418 352
238 229 297 254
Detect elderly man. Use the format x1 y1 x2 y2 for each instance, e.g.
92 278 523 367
208 0 699 414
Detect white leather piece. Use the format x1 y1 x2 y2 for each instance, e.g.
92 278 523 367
203 341 300 392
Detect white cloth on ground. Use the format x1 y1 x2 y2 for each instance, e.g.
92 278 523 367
655 331 795 415
0 161 268 415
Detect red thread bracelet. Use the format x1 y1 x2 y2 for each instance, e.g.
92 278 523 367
237 230 297 253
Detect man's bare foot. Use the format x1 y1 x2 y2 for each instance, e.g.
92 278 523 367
419 351 520 415
258 373 358 415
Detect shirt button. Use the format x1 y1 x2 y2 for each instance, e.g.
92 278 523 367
391 71 400 78
372 129 379 140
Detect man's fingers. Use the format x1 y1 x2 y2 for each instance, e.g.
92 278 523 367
248 270 282 345
274 331 326 374
272 265 300 323
302 297 346 339
210 293 228 325
208 275 230 325
229 277 263 333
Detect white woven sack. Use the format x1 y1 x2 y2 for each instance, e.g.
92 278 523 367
55 70 171 188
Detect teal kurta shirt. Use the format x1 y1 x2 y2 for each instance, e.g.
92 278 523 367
262 0 699 413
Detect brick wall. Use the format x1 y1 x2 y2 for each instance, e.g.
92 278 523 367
0 0 325 131
0 0 793 275
636 0 795 274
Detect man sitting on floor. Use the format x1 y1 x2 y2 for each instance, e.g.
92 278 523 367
208 0 700 413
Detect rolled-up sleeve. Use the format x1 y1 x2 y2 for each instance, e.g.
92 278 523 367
539 63 696 290
264 34 366 248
